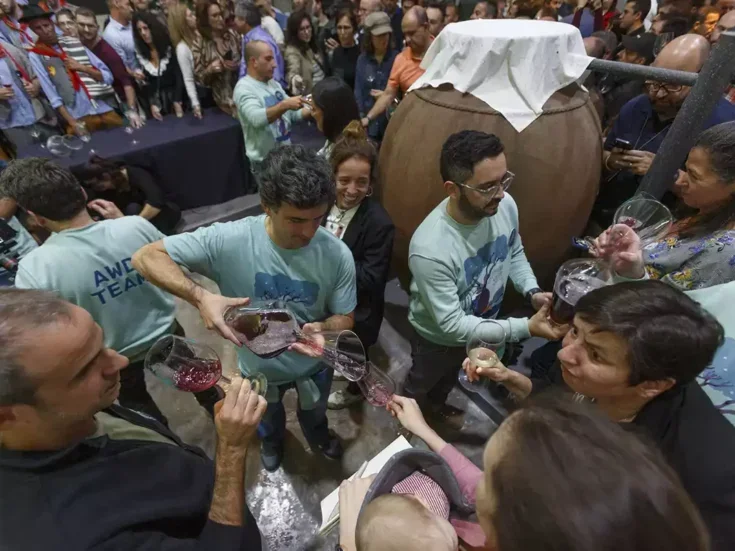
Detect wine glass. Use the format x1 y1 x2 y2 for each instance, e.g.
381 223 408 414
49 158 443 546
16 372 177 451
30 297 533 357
29 127 43 148
62 134 84 151
355 362 396 407
458 320 506 394
612 195 673 247
144 335 267 396
224 302 368 381
75 121 91 143
46 135 70 157
653 32 674 58
549 258 611 326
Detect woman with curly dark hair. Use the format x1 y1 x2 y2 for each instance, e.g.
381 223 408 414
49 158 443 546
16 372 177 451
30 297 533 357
192 0 240 116
284 9 326 94
133 10 185 120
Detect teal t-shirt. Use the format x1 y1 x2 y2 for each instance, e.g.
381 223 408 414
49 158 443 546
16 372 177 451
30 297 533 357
14 217 176 361
408 195 539 347
233 75 304 164
163 215 357 384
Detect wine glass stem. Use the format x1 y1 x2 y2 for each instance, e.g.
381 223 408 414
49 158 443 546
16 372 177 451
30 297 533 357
220 374 231 384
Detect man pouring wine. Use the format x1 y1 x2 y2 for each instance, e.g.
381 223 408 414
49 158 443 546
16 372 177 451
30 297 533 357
403 130 568 412
133 145 357 472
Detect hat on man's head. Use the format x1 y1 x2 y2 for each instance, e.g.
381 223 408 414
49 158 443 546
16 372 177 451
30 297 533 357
364 11 392 35
19 3 54 23
621 32 657 64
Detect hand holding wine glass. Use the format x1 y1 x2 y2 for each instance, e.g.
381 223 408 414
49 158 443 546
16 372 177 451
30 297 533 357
592 224 645 278
288 321 326 357
386 395 430 437
462 355 510 384
214 377 268 451
197 291 251 346
528 303 571 340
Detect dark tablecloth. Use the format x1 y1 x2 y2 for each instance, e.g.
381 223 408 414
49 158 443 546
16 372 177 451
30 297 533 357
17 108 253 210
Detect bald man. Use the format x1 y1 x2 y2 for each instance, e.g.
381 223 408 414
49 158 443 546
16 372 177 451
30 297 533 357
711 9 735 44
233 40 311 177
361 6 432 127
592 34 735 226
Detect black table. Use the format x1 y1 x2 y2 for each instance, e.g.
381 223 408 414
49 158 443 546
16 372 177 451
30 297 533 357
18 108 253 210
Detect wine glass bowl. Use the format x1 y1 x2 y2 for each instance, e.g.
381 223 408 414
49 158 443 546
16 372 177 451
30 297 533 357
355 362 396 407
62 135 84 151
550 259 611 326
612 195 673 247
225 301 299 358
458 320 506 394
144 335 267 396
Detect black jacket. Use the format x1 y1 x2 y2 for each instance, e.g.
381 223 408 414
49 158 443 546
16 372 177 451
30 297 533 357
0 405 261 550
327 198 394 348
532 364 735 551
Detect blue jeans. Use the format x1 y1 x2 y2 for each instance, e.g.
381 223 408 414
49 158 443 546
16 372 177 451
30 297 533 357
257 365 333 449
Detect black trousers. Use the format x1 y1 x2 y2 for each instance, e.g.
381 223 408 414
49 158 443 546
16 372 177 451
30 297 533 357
117 325 221 425
402 328 467 411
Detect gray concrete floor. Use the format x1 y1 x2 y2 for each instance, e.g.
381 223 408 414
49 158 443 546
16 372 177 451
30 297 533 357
143 122 499 550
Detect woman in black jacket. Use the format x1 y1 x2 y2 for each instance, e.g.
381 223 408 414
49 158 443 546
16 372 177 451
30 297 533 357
324 120 395 409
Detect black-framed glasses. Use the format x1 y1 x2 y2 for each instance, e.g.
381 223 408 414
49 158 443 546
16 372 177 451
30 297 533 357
645 81 683 95
454 171 514 197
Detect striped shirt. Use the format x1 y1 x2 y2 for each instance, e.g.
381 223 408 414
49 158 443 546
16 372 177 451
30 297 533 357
58 36 115 100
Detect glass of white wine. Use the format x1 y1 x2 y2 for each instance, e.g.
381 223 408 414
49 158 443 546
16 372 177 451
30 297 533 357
458 320 506 394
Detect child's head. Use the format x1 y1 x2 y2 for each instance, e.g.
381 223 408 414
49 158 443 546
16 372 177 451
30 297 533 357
356 494 457 551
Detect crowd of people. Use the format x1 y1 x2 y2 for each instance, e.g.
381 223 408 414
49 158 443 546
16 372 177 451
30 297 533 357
1 0 735 550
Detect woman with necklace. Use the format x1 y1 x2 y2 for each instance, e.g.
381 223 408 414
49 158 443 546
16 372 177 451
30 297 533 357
193 0 240 117
133 11 184 120
324 121 395 409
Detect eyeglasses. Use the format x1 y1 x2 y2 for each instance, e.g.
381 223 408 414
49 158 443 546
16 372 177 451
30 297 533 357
454 171 515 196
645 81 683 95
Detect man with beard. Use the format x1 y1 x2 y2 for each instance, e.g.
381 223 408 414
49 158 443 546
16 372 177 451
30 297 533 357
403 130 566 412
592 34 735 226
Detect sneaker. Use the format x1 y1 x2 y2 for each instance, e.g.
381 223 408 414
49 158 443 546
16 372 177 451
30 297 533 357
316 430 343 460
327 389 364 410
260 441 284 472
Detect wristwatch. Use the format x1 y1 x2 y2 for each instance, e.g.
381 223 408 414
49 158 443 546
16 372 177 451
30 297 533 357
525 287 543 304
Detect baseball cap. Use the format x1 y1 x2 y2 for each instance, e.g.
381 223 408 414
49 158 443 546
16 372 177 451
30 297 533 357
621 32 657 64
365 12 392 35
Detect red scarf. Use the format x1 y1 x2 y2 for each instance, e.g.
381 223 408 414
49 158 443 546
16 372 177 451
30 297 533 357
27 42 92 100
38 0 67 12
0 42 30 82
2 16 33 44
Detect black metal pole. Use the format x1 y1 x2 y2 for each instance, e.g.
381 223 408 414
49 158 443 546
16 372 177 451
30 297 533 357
587 58 698 86
638 30 735 199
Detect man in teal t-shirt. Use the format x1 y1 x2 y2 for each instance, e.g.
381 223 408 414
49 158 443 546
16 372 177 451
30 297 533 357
133 145 357 472
2 159 219 426
234 40 311 177
405 130 567 411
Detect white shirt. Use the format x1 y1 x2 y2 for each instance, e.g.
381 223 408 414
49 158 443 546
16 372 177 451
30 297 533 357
261 15 285 47
325 204 359 239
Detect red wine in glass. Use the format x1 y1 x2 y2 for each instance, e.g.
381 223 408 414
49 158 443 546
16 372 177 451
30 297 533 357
145 336 267 396
225 308 299 358
172 358 222 392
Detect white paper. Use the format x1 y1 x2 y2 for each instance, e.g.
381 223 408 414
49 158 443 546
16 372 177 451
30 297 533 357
409 20 592 132
318 435 412 531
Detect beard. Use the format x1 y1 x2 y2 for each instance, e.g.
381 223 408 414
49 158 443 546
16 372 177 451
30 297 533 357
458 189 500 221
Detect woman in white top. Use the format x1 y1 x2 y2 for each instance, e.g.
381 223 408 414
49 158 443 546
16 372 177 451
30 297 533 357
168 3 203 119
